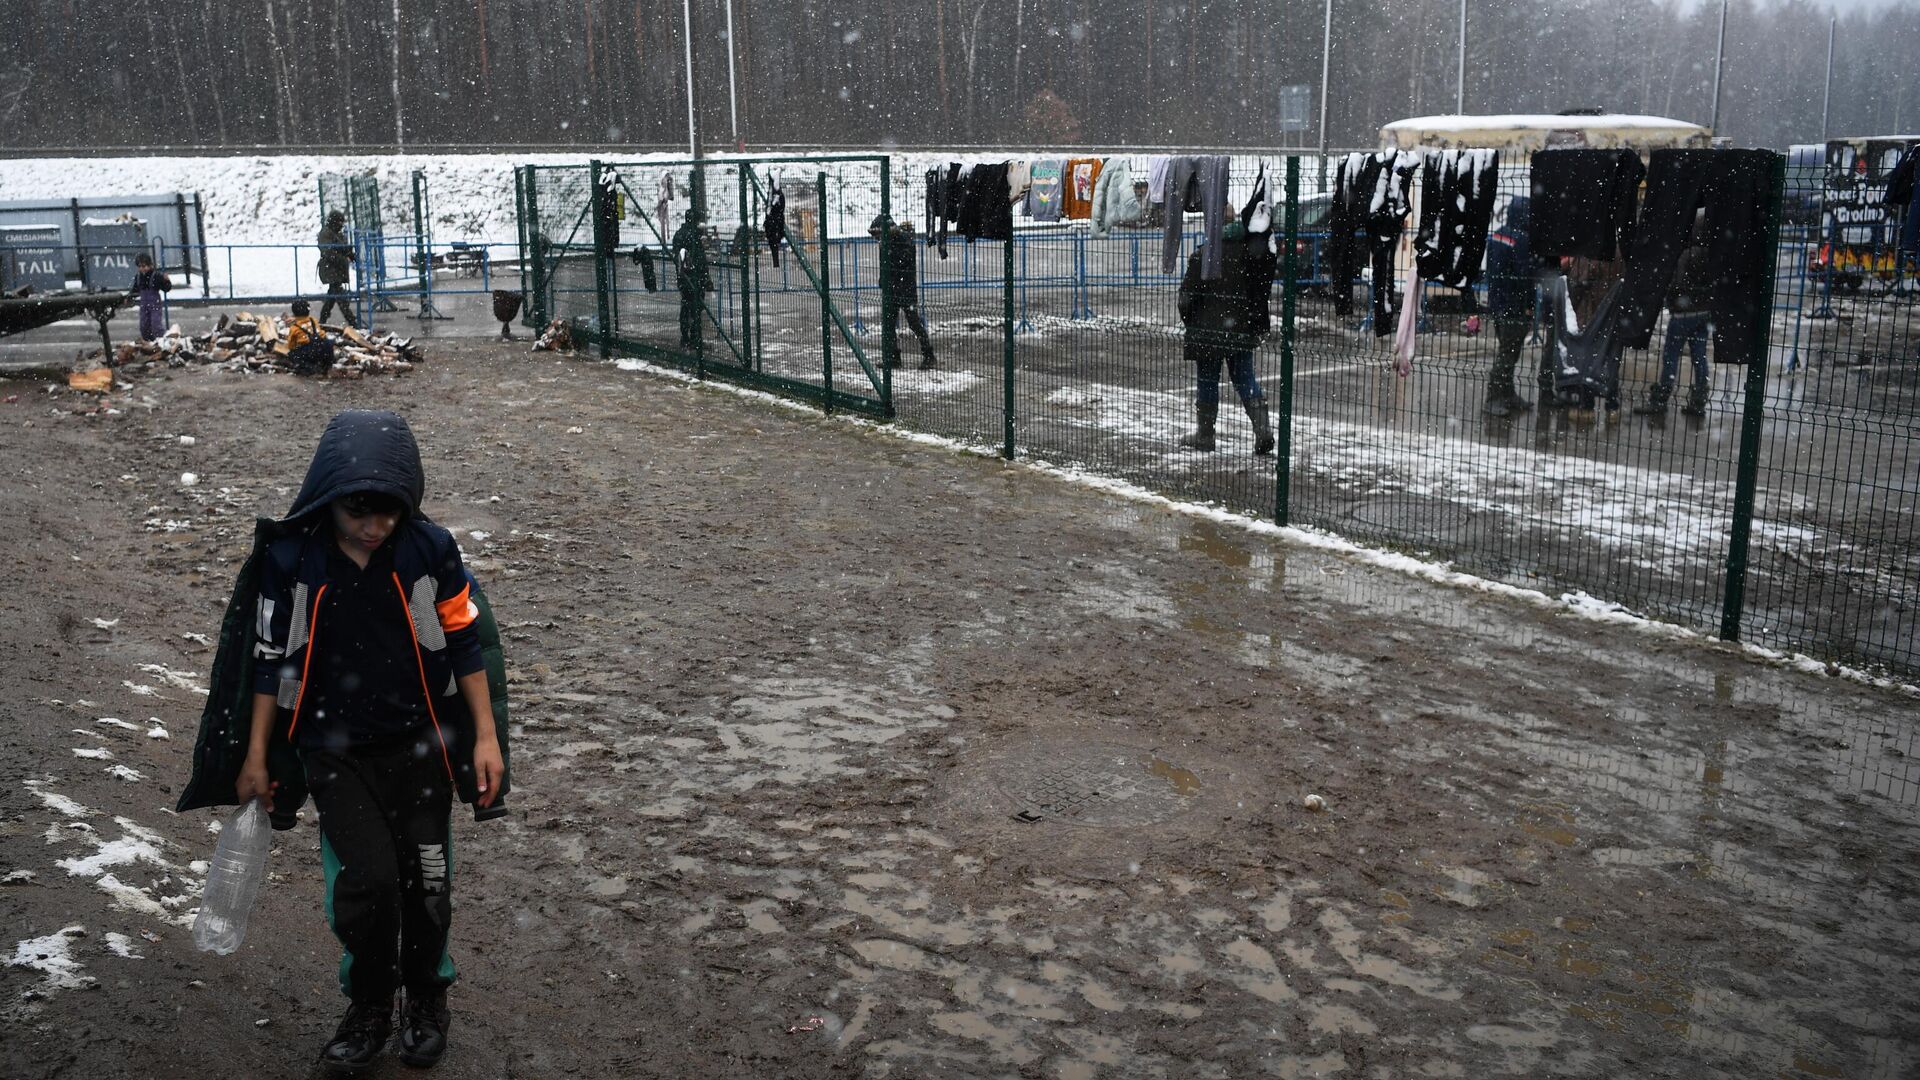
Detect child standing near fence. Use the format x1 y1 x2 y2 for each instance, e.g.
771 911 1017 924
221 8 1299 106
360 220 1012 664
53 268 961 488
128 252 171 342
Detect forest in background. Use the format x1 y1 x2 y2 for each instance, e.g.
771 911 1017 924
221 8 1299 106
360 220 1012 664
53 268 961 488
1 0 1914 153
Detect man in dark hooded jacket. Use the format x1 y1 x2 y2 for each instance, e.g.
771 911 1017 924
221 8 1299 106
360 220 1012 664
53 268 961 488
870 214 936 370
1176 223 1276 454
207 410 505 1072
316 210 358 328
670 208 710 349
1483 196 1538 417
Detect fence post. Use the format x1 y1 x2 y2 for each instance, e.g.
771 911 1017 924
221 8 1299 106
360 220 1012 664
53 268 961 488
194 192 209 299
513 166 527 326
737 163 755 371
589 160 612 360
1719 152 1788 643
1275 156 1300 527
880 155 894 417
1003 235 1016 459
524 169 547 330
819 171 833 414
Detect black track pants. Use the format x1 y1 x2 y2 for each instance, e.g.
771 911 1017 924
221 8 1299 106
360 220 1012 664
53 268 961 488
305 735 455 1004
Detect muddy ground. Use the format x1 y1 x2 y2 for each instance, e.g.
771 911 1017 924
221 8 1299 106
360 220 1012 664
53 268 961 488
1 340 1916 1079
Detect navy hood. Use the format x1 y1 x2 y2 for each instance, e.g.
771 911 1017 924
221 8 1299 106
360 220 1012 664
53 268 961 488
283 410 427 524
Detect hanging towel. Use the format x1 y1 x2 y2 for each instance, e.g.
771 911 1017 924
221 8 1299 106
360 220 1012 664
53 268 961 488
1393 258 1420 377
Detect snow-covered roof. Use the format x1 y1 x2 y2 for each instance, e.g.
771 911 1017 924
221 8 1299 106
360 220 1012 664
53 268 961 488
1380 114 1712 152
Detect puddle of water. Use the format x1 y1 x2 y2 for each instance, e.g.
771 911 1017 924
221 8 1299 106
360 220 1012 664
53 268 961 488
1221 937 1297 1004
742 898 786 934
1147 757 1202 797
585 876 627 898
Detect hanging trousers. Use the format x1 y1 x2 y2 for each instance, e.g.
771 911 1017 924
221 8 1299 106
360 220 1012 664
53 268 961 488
1615 149 1777 368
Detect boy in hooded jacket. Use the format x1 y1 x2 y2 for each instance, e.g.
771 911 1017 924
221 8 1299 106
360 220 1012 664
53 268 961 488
221 409 505 1072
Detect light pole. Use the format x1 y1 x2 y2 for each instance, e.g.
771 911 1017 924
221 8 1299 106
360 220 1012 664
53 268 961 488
1708 0 1728 135
1820 16 1834 143
681 0 703 162
1318 0 1333 178
1456 0 1466 114
724 0 741 150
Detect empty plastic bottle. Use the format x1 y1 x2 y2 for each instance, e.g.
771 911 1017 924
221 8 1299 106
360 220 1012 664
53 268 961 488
193 798 271 955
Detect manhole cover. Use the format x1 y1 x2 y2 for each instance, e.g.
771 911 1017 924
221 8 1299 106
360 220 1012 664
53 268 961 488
995 744 1202 828
1348 494 1474 537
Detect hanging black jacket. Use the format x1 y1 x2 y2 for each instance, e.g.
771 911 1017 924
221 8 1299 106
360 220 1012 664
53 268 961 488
956 162 1014 242
764 184 787 268
1530 149 1645 261
1415 148 1500 290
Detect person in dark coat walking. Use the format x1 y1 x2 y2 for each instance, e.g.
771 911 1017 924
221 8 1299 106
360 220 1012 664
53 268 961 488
317 210 358 328
869 215 936 370
670 208 710 350
128 252 172 342
1177 222 1275 454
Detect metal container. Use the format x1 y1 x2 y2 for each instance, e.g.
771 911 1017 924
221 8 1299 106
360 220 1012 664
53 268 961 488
0 223 65 293
80 218 149 290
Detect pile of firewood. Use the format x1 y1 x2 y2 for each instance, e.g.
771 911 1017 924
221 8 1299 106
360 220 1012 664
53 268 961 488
107 313 422 377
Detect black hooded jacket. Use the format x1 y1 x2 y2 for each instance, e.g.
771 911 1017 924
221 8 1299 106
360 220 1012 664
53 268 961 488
178 410 512 828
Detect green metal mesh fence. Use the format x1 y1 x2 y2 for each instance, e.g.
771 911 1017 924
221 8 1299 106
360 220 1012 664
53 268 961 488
516 150 1918 677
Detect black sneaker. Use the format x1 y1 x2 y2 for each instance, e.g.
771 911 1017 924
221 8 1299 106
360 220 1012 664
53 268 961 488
398 988 451 1068
320 998 393 1072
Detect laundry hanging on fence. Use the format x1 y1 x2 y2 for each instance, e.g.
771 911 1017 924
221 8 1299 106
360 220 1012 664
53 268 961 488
1089 158 1144 237
1612 149 1777 368
1007 161 1033 206
656 173 675 239
763 174 786 268
1414 148 1500 293
1393 258 1421 377
956 161 1015 242
1160 155 1233 280
1324 150 1417 329
1063 158 1103 219
1239 162 1273 236
926 164 959 254
1027 160 1065 222
1530 149 1644 261
1147 155 1173 205
1358 150 1419 335
1326 152 1370 316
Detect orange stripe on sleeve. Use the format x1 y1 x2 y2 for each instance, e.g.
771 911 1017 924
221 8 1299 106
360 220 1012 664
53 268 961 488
436 583 478 633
